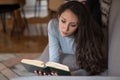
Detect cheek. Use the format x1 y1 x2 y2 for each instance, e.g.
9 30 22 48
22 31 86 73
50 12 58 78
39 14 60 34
69 27 77 33
58 23 61 30
59 22 64 30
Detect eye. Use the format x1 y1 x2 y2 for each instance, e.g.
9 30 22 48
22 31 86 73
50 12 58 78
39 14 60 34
61 19 66 23
69 24 77 27
71 25 77 27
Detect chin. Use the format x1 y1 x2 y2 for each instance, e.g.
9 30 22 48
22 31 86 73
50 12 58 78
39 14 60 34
61 34 69 37
62 35 68 37
60 32 71 37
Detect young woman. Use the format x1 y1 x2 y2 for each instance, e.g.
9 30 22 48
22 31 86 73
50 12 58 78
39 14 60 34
35 1 107 76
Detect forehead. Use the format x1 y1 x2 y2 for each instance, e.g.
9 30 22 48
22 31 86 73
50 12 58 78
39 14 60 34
60 9 78 23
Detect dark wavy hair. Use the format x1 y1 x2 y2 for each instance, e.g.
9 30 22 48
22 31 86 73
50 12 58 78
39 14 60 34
57 1 107 75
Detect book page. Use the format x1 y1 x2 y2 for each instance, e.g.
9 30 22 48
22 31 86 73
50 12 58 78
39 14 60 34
21 59 45 67
46 62 70 71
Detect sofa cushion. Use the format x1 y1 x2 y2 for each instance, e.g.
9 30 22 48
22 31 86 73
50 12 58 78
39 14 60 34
108 0 120 76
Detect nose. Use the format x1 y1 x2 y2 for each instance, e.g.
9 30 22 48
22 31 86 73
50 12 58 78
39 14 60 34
63 24 69 31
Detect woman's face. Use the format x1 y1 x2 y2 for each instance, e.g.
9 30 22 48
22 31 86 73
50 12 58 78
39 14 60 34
58 9 78 37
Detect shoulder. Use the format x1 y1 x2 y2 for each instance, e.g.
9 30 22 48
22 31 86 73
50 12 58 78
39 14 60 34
48 18 58 29
49 18 58 24
48 18 59 33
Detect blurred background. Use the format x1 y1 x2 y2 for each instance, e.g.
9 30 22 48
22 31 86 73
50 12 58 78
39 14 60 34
0 0 50 53
0 0 64 80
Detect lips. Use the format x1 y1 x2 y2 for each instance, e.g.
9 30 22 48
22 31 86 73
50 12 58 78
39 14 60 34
62 31 68 35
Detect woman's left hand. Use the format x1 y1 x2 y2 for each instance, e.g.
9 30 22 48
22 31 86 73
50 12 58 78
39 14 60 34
34 70 58 76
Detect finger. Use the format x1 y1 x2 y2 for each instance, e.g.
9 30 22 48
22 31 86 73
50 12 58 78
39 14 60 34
34 70 43 76
51 72 58 76
39 71 43 76
54 72 58 76
43 72 47 76
34 70 39 75
51 72 54 76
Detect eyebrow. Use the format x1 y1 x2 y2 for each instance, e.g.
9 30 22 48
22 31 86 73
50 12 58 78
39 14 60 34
60 16 77 24
61 16 66 20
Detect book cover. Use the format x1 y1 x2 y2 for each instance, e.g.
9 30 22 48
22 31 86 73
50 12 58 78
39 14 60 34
21 59 71 75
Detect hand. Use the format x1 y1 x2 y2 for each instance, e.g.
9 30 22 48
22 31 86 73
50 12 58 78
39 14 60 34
34 70 58 76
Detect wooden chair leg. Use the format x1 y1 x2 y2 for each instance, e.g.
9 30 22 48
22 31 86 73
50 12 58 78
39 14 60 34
11 10 23 40
21 7 29 34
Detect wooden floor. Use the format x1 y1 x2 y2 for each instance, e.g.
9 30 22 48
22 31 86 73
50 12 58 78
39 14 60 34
0 17 49 53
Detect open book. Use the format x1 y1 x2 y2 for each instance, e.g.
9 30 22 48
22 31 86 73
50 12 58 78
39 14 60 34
21 59 71 75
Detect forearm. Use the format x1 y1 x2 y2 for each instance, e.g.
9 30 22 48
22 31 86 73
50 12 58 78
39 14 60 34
48 18 60 62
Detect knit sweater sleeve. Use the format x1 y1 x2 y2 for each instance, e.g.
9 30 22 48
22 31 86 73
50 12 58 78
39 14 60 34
48 18 60 62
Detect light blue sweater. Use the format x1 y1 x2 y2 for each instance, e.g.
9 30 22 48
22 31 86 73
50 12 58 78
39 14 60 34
48 18 75 62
